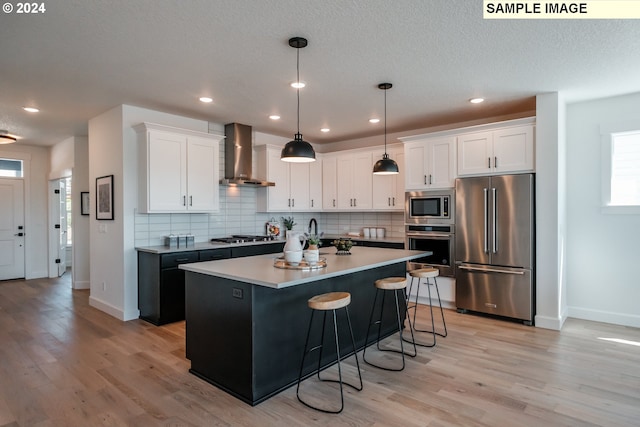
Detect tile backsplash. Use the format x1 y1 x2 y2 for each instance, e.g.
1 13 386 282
134 186 405 247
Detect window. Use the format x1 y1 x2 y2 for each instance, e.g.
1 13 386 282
602 125 640 213
0 158 23 177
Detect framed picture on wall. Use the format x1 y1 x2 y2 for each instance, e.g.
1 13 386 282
96 175 114 220
81 192 90 215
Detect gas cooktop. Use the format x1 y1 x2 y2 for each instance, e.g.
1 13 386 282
210 235 278 244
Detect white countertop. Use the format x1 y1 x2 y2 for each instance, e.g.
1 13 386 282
179 246 426 289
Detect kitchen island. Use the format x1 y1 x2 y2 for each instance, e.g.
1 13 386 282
180 246 427 405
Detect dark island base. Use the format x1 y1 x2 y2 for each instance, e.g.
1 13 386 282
185 262 407 406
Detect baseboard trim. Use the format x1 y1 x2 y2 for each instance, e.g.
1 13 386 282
567 306 640 328
89 296 140 322
72 280 90 290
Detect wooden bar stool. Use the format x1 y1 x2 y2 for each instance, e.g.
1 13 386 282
296 291 363 414
363 277 417 371
405 267 448 347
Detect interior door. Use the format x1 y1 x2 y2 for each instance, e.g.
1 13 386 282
0 178 25 280
57 179 67 276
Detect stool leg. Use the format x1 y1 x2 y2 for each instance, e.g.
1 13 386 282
344 305 363 391
433 278 448 338
364 288 416 372
404 276 436 347
298 307 362 414
399 288 417 358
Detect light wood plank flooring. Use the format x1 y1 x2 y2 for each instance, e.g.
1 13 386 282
1 274 639 426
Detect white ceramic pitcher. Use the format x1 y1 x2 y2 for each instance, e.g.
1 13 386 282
283 232 307 252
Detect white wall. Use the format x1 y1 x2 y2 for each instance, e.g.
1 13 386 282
535 93 567 330
0 144 49 279
565 92 640 328
73 137 90 289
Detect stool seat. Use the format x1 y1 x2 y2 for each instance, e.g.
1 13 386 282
308 292 351 310
374 277 407 290
409 267 439 278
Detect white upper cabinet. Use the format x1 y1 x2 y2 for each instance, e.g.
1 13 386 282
256 145 321 212
371 146 405 210
336 151 372 210
322 155 338 210
457 124 534 176
136 123 221 213
403 136 456 190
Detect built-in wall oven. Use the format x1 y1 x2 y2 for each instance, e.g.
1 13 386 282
405 189 455 277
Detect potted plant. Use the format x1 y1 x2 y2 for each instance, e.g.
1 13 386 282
306 232 323 250
280 216 296 238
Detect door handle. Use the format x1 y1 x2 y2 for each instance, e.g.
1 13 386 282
15 233 24 237
189 195 193 206
492 187 497 254
483 188 488 253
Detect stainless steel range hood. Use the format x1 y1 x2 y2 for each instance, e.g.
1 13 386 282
220 123 275 187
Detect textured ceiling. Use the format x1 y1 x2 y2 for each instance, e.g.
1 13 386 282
1 0 639 147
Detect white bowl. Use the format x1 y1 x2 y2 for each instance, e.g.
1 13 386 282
284 250 303 265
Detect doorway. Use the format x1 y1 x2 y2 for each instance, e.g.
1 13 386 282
0 178 25 280
48 178 69 277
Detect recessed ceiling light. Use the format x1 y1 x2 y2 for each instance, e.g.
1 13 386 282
23 106 39 113
320 128 330 133
291 82 306 89
369 118 380 124
269 115 281 120
469 98 485 104
199 97 213 103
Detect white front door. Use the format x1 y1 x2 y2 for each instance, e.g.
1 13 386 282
0 178 25 280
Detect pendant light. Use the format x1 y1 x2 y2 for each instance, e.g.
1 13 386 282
372 83 399 175
281 37 316 163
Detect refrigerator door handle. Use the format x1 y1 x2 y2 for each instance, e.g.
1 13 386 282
492 187 497 254
458 264 525 275
483 188 488 253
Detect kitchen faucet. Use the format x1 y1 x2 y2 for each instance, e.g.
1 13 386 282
308 218 318 236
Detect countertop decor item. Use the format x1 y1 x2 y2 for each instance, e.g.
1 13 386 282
274 257 327 270
266 218 281 238
332 238 353 255
280 37 316 163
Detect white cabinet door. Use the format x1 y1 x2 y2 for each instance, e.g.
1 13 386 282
429 137 456 188
322 156 338 210
186 137 218 211
457 125 534 176
147 130 188 212
289 162 309 211
265 148 291 211
493 125 534 173
352 152 372 209
137 123 221 213
308 159 323 210
457 131 493 176
336 156 353 209
404 142 428 190
372 148 403 210
404 137 455 189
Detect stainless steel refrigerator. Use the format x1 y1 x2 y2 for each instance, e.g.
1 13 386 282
454 173 535 325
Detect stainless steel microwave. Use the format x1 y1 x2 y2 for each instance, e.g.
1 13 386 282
405 189 454 224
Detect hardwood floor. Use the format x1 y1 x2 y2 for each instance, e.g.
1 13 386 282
1 274 639 426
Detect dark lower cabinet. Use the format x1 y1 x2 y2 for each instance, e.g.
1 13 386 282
138 243 284 325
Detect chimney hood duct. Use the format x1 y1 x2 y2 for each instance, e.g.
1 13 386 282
220 123 275 187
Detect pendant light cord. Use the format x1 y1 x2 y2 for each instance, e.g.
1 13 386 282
296 46 301 135
384 86 387 153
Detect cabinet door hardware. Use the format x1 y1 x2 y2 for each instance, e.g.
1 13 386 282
494 156 498 168
183 195 186 206
189 195 193 206
429 174 432 185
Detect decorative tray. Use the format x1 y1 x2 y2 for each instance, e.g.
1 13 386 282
273 257 327 270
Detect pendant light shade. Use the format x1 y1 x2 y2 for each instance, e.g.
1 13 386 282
281 37 316 163
373 82 399 175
